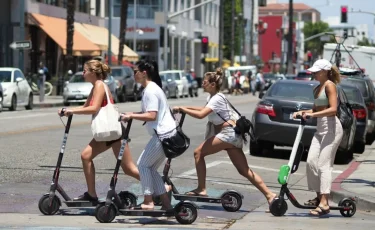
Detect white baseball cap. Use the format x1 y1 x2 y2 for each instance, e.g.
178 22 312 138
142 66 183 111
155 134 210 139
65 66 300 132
307 59 332 72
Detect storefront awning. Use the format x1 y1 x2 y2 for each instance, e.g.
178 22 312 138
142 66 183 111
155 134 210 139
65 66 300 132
74 23 139 62
30 13 101 56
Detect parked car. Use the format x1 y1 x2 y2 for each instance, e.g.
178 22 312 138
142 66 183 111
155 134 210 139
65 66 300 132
0 67 33 111
159 72 178 99
104 75 118 103
295 70 313 81
285 74 296 80
185 73 198 97
159 70 189 98
111 66 137 102
339 83 367 153
63 71 92 106
0 83 3 112
263 73 286 91
340 68 375 145
250 80 356 164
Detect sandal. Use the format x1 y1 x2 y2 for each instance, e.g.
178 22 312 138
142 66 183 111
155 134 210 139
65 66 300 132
304 197 320 206
185 190 208 197
73 192 98 202
309 206 330 216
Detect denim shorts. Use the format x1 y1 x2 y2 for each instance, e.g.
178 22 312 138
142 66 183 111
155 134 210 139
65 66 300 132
216 126 243 148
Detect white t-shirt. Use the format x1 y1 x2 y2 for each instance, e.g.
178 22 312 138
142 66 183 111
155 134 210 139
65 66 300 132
141 82 176 136
205 93 231 125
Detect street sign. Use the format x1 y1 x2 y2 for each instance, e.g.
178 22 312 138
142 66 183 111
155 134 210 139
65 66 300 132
9 40 32 50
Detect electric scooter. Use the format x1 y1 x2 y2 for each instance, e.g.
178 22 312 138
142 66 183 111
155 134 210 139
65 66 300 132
269 114 357 217
38 108 137 215
94 113 199 224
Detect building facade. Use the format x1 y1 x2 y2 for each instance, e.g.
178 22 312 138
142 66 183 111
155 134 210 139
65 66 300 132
1 0 137 78
109 0 220 76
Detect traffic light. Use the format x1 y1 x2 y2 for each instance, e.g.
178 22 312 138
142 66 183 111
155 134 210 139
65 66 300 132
341 6 348 23
201 36 209 54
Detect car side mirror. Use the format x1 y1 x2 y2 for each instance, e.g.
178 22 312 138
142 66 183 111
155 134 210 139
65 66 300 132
167 79 172 82
16 77 23 83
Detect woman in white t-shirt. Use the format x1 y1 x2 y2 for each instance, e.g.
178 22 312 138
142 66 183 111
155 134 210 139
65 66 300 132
173 68 276 208
120 60 174 211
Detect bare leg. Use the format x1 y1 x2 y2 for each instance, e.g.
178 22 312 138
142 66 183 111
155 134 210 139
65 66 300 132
227 148 276 204
186 137 239 196
80 139 112 198
111 140 139 180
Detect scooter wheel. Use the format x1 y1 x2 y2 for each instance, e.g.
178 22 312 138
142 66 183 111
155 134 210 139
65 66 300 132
95 203 117 223
339 199 356 217
269 198 288 216
38 194 60 215
175 203 198 225
222 192 242 212
118 191 137 209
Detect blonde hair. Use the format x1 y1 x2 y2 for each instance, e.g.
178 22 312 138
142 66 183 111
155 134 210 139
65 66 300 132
205 68 223 91
328 65 340 84
84 59 111 80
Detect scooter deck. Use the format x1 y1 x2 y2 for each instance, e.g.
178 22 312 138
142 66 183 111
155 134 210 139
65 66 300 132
118 209 175 217
173 194 222 203
63 200 98 207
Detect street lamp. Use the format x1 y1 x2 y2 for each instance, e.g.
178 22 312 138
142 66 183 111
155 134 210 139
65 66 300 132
255 20 268 65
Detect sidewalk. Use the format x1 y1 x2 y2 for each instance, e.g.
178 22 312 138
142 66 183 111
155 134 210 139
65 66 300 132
33 95 64 108
331 146 375 212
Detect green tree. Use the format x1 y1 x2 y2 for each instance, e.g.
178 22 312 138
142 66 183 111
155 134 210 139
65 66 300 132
223 0 243 61
303 21 334 55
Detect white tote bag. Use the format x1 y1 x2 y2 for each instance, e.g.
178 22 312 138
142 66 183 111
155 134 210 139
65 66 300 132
91 84 122 142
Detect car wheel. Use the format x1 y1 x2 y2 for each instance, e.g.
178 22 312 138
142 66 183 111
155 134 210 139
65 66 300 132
365 132 375 145
353 141 365 154
165 89 170 99
334 149 353 164
249 141 263 156
63 102 70 106
174 88 179 99
194 90 198 97
10 94 17 111
25 93 33 110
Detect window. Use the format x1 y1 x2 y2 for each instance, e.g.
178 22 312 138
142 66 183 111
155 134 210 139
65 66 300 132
342 79 368 98
79 0 89 13
341 86 363 104
70 73 85 83
0 71 12 83
268 83 315 102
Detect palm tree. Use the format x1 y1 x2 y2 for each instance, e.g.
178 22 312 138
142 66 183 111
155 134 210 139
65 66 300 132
249 0 254 64
66 0 75 71
118 0 129 65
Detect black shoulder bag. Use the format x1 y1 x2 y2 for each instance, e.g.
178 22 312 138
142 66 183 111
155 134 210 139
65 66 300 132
215 95 255 143
324 86 353 130
154 109 190 159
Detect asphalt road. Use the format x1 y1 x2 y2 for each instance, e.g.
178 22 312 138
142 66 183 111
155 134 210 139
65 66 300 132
0 92 374 229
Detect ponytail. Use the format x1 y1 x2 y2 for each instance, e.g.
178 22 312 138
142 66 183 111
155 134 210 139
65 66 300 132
328 65 341 84
150 60 162 89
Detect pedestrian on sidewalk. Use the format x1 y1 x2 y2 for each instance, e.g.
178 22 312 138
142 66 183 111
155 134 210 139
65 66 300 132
293 59 343 216
173 68 276 209
38 68 45 103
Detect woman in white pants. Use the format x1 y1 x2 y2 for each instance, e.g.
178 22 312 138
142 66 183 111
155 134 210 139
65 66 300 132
120 60 174 211
293 59 343 216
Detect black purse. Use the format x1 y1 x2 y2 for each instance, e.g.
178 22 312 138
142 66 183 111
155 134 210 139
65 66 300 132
337 98 354 130
216 95 255 143
154 109 190 159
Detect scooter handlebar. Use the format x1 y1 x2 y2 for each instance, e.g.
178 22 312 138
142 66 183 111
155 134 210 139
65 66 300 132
295 114 311 120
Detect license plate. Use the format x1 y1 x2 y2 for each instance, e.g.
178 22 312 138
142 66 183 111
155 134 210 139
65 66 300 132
75 95 83 99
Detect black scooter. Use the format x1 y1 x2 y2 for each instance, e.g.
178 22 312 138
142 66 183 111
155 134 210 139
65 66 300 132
94 113 199 224
38 108 137 215
269 114 357 217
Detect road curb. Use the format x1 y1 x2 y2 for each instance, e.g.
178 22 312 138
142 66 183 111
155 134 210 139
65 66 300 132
331 160 375 212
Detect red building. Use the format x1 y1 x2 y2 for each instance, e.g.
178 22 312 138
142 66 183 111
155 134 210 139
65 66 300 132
258 15 297 73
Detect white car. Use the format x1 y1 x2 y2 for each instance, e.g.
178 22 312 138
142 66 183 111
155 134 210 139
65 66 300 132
0 67 33 111
63 72 92 106
159 70 189 98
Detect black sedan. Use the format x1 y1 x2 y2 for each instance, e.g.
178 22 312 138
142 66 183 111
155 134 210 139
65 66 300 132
339 83 368 154
250 80 356 164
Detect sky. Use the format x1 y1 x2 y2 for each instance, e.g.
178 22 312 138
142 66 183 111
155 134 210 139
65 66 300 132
277 0 375 40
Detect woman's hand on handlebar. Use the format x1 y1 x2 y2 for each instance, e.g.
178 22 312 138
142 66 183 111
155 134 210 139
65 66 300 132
172 106 181 113
57 108 73 117
120 112 132 122
302 112 313 120
292 112 301 119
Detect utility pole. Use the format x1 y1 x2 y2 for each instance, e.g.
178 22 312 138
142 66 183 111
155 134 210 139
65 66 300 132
286 0 294 74
231 0 235 65
249 0 254 64
107 0 112 65
163 0 168 70
218 0 224 67
19 0 25 72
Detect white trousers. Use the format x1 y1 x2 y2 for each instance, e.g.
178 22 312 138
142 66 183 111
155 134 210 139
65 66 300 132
306 116 343 194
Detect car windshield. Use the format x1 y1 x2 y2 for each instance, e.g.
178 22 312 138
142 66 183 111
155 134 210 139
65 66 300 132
342 79 368 97
341 86 363 104
70 74 85 83
297 72 312 79
0 71 12 83
111 68 123 78
160 74 166 81
171 72 180 80
268 82 315 101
